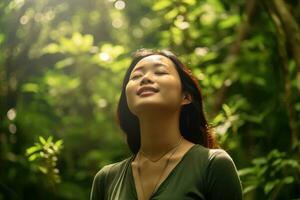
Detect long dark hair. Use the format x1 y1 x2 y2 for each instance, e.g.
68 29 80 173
117 49 218 154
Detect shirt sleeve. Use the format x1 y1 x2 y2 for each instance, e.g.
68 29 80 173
90 166 110 200
205 150 243 200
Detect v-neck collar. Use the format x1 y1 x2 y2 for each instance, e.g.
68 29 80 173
128 144 198 200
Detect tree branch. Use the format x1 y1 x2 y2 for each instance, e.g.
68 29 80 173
212 0 257 116
262 0 298 148
272 0 300 77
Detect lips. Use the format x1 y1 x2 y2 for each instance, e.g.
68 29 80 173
137 86 159 96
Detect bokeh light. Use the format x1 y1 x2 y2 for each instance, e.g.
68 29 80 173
114 0 125 10
7 108 17 121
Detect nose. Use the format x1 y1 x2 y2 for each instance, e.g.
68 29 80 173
140 72 154 85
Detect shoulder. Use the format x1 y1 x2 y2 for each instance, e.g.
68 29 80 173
205 148 240 180
93 156 133 181
191 145 235 165
207 148 235 165
190 145 240 180
202 148 243 199
91 156 133 200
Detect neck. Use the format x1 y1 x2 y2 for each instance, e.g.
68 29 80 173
137 111 182 157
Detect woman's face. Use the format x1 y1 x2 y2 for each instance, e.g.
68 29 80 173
125 54 189 115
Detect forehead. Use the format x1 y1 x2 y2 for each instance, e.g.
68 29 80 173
133 55 176 70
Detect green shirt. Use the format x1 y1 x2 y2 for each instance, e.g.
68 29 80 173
90 144 243 200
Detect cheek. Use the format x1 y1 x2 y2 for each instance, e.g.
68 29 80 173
162 78 182 97
125 82 142 115
125 83 136 106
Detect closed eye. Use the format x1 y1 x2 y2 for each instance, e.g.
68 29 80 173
130 71 168 80
155 71 168 75
130 75 141 80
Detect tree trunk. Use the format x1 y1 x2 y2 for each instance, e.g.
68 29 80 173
212 0 257 116
262 0 299 148
272 0 300 77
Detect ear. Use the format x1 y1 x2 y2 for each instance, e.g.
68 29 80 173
181 92 192 106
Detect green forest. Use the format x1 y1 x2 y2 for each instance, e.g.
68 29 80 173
1 0 300 199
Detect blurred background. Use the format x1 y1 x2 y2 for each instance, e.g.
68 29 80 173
0 0 300 199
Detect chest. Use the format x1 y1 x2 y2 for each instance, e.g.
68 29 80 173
132 160 179 200
126 161 206 200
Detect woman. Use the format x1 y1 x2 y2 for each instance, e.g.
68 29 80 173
90 49 243 200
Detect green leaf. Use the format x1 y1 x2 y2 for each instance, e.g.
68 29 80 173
55 140 64 149
152 0 172 11
43 43 60 54
257 166 268 177
47 136 53 143
264 180 279 194
208 0 224 12
39 136 47 145
182 0 196 5
21 83 39 93
285 159 299 168
26 146 41 156
282 176 294 184
201 51 217 62
28 154 38 161
219 15 240 29
212 113 225 124
238 168 255 176
252 158 267 165
170 26 183 45
164 8 178 20
222 104 232 116
55 57 74 69
38 166 48 174
243 185 257 194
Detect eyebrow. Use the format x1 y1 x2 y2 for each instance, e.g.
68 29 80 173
132 62 169 73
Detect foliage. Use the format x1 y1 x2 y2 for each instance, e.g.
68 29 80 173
26 136 63 187
239 149 300 199
0 0 300 199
